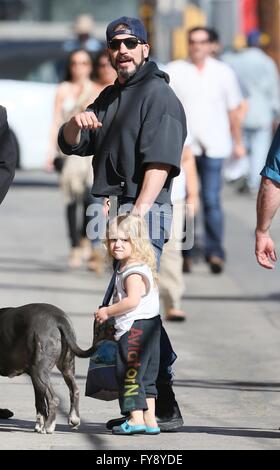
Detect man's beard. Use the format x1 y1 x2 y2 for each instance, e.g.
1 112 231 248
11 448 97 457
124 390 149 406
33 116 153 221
112 51 146 81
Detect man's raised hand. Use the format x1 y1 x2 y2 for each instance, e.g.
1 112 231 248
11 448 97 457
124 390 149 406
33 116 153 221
70 111 102 130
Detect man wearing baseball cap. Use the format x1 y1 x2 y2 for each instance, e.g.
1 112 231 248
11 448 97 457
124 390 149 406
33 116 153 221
58 16 187 432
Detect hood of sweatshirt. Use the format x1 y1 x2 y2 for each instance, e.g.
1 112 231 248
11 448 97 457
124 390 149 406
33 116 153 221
115 60 170 88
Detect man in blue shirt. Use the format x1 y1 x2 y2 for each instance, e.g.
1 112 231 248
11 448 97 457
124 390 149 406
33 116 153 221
255 126 280 268
223 31 280 193
63 15 104 53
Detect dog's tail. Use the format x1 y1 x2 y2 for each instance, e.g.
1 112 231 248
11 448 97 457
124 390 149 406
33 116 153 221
58 316 94 358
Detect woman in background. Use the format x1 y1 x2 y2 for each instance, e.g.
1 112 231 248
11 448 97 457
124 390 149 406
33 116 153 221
46 49 103 268
85 50 117 273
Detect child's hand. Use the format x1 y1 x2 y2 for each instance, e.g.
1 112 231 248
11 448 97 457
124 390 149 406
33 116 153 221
94 306 109 324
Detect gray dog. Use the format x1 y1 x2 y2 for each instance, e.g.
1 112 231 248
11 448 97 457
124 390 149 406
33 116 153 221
0 303 94 434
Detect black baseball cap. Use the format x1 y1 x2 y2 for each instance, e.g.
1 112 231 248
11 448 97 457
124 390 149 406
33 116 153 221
106 16 147 44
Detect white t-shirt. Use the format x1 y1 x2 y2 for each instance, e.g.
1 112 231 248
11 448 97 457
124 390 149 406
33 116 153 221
171 167 186 202
113 263 159 341
166 57 243 158
171 133 193 202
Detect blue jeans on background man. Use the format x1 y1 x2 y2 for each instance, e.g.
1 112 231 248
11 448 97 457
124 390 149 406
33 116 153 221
243 127 272 190
196 154 225 261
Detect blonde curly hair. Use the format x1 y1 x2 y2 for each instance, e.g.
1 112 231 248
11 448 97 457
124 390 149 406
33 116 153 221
105 214 157 282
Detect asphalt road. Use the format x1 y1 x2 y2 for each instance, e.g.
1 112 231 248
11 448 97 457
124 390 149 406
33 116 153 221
1 170 280 450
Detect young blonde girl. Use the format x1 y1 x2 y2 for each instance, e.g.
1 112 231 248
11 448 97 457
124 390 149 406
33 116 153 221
94 214 161 435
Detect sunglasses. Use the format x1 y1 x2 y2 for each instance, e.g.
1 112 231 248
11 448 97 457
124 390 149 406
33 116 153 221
188 39 210 45
70 60 91 66
108 37 143 50
98 61 111 68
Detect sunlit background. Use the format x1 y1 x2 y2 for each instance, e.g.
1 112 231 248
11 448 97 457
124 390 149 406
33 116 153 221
1 0 280 450
0 0 277 170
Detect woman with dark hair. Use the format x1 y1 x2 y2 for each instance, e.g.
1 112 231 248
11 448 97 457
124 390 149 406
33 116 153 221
46 49 103 268
94 49 117 88
82 50 116 273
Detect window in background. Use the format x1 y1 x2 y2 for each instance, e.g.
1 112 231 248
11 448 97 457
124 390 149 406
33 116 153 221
0 0 138 22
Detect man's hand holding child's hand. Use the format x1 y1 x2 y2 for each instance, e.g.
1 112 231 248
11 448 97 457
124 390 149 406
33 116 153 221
94 307 109 324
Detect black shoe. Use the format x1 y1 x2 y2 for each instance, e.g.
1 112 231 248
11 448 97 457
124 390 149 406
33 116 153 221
155 383 184 432
237 179 250 194
156 402 184 431
0 408 13 419
106 415 128 430
182 258 192 273
208 256 224 274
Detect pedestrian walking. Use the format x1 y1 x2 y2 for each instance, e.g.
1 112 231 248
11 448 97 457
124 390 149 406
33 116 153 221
86 50 117 274
58 16 187 431
63 14 104 54
166 26 245 274
223 30 280 194
46 49 103 268
95 214 161 435
159 144 199 321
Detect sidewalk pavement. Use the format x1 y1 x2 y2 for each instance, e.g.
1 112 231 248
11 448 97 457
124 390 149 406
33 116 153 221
0 171 280 450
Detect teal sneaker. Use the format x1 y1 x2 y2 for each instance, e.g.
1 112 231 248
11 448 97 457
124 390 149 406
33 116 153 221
145 426 161 435
112 420 146 435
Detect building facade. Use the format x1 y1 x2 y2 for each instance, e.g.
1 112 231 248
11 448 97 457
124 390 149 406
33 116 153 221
0 0 138 21
0 0 278 65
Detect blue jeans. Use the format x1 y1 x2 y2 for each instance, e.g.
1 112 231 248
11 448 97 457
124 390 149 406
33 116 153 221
243 127 272 190
118 198 177 383
196 155 225 260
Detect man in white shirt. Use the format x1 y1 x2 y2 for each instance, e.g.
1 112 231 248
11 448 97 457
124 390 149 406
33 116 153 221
166 27 245 273
159 142 199 321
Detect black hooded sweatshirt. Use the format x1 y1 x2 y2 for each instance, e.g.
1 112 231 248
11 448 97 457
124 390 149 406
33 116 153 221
58 61 187 204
